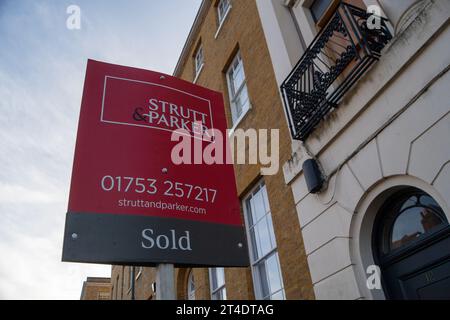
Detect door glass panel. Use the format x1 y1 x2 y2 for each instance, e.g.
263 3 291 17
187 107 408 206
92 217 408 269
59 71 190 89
377 188 448 254
391 207 444 249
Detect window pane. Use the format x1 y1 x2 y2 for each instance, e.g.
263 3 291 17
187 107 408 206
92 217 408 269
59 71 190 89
216 267 225 287
400 195 418 211
188 271 196 300
266 254 283 294
391 207 445 250
267 214 276 249
234 85 249 118
378 190 449 255
257 262 270 299
227 52 249 125
218 0 230 22
271 290 284 300
227 69 236 95
419 195 441 209
245 181 283 300
212 287 227 300
211 267 225 290
234 95 243 120
195 47 203 73
251 189 266 222
310 0 333 22
256 218 273 257
246 198 255 226
228 54 244 95
250 224 262 259
211 268 218 290
262 185 270 214
189 276 195 291
248 196 258 226
221 287 227 300
232 66 245 94
232 54 241 72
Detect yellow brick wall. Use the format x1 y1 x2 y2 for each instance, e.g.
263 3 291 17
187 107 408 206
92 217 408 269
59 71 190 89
81 280 112 300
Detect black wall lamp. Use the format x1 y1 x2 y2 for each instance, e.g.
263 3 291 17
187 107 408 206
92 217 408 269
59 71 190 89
303 158 324 194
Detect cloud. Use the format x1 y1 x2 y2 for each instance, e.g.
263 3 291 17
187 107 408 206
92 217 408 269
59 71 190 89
0 184 61 204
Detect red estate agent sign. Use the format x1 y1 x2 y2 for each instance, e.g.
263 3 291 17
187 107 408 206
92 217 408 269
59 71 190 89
62 59 249 267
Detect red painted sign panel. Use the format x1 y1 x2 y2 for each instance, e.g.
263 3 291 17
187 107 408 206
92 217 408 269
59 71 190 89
62 59 249 267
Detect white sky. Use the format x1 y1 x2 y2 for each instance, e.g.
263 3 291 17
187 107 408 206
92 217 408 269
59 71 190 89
0 0 201 299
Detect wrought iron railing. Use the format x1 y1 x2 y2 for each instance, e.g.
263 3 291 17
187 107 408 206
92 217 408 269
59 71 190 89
281 2 392 141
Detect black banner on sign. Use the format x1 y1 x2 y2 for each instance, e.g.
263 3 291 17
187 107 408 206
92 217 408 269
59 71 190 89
62 212 249 267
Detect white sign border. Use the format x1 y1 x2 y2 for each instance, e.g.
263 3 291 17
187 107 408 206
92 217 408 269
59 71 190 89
100 75 215 138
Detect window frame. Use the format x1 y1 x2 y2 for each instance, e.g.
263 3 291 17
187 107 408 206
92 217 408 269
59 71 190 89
243 181 285 300
114 274 119 300
217 0 231 24
136 266 143 280
288 0 339 47
193 45 204 83
374 188 449 258
226 51 251 128
209 267 227 300
215 0 232 38
187 270 196 300
128 267 133 290
308 0 339 26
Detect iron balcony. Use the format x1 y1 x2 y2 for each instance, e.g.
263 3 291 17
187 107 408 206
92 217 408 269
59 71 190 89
281 2 392 141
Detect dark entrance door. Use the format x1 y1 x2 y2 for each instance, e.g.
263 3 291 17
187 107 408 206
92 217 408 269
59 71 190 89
373 188 450 300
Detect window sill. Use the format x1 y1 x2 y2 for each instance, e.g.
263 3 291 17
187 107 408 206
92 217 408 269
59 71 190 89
214 6 232 39
228 104 252 136
193 63 204 84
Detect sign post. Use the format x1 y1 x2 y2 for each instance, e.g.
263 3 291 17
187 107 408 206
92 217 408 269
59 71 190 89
156 264 175 300
62 60 249 281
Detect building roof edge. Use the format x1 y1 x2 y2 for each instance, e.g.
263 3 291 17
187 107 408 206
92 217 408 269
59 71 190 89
173 0 210 77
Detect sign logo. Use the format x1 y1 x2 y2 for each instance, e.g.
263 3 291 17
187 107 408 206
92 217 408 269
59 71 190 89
101 76 213 138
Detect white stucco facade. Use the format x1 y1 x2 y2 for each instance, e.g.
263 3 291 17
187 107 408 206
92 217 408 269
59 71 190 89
256 0 450 299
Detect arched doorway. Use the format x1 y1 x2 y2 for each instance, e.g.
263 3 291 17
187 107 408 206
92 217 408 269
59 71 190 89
373 187 450 299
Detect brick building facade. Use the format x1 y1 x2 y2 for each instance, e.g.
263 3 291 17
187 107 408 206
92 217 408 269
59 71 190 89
110 0 315 300
80 277 112 300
